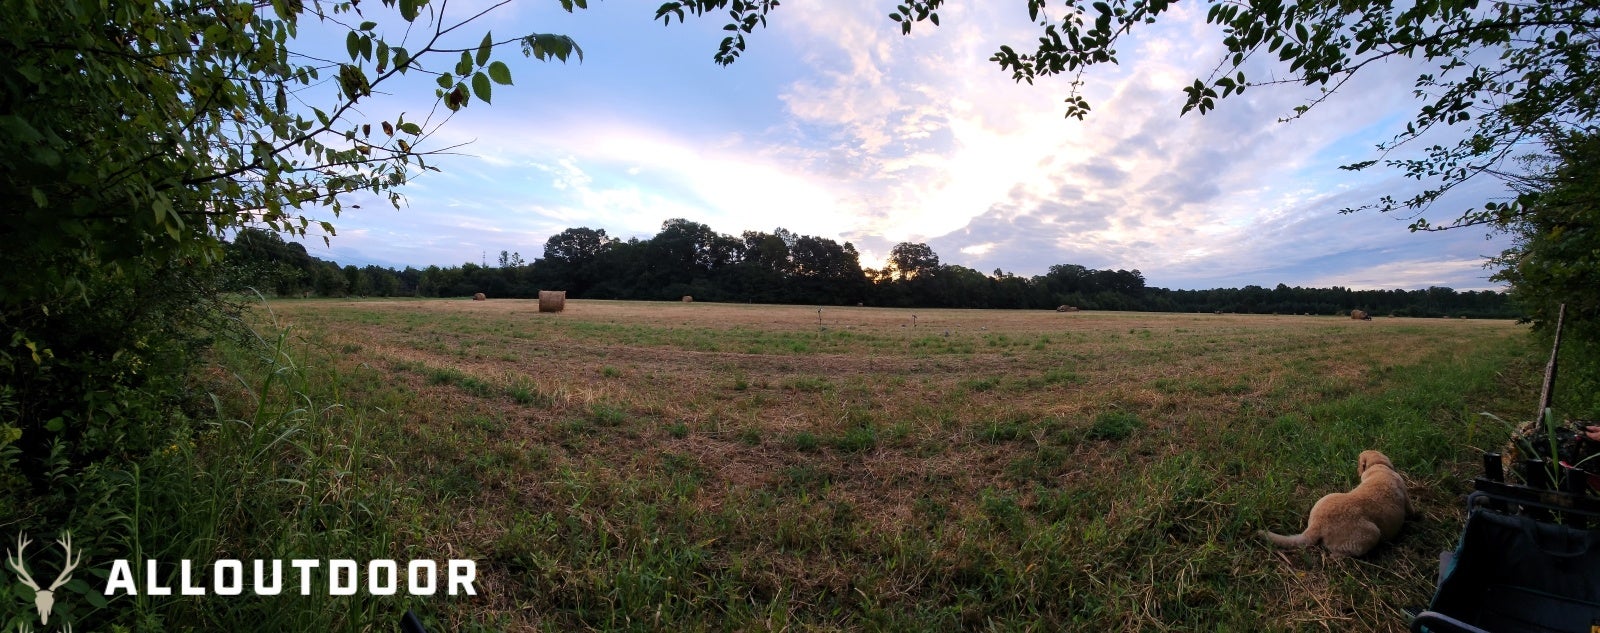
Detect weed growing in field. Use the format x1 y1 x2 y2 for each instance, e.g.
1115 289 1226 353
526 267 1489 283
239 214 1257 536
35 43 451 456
832 424 878 453
792 431 820 452
587 402 627 426
977 417 1031 443
1087 410 1143 440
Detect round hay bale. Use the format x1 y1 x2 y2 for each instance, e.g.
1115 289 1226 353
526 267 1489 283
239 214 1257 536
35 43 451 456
682 295 693 303
473 292 487 301
1350 309 1369 320
538 290 566 313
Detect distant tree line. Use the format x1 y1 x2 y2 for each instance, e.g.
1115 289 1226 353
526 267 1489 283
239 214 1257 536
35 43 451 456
224 219 1520 318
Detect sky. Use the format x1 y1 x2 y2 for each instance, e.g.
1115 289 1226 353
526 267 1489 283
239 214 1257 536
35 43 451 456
296 1 1517 291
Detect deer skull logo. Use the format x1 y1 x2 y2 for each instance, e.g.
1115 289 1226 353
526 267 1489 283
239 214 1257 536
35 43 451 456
5 532 83 626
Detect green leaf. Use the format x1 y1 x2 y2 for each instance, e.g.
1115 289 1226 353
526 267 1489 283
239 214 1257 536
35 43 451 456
400 0 420 22
44 417 64 432
436 72 453 89
456 51 472 77
83 586 109 608
346 30 360 61
152 196 172 224
398 122 422 135
473 72 492 104
488 61 512 85
477 32 494 66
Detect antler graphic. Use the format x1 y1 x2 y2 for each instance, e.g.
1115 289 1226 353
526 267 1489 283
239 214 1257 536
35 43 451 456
5 533 39 592
5 531 81 626
46 533 82 593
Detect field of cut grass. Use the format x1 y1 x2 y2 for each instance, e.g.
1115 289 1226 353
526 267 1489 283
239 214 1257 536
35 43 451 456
228 298 1540 631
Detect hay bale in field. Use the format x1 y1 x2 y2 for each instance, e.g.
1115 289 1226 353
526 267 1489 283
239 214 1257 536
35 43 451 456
1350 309 1370 320
539 290 566 313
473 292 487 301
682 295 693 303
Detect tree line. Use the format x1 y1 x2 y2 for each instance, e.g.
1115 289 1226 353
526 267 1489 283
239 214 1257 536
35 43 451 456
225 219 1519 319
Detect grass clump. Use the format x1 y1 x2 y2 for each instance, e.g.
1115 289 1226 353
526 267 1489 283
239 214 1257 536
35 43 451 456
832 424 878 453
1087 410 1143 441
586 402 628 427
792 431 820 452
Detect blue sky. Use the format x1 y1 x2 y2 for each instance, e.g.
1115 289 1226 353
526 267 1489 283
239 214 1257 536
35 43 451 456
300 1 1516 291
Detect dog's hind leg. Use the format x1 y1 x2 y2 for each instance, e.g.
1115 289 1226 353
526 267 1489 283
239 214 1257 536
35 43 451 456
1323 521 1382 557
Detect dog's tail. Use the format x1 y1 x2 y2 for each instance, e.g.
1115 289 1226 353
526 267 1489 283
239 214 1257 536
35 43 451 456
1259 529 1314 549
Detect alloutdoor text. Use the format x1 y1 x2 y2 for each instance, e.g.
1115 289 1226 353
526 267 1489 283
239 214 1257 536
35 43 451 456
103 559 477 596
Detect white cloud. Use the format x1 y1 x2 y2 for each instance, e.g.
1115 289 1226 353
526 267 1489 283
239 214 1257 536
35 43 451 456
960 242 996 257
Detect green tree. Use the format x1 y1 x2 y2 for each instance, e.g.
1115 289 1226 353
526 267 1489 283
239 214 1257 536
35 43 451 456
3 0 583 308
790 235 867 304
541 227 616 295
1493 132 1600 324
886 242 941 280
0 0 593 503
313 262 349 297
1490 130 1600 414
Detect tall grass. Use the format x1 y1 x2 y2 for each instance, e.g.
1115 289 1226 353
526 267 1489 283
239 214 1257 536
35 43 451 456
101 306 438 631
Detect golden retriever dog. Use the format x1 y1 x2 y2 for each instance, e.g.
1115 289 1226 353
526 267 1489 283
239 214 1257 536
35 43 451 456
1260 450 1413 557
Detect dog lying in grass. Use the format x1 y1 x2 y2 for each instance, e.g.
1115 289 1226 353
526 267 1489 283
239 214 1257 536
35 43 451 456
1261 450 1413 557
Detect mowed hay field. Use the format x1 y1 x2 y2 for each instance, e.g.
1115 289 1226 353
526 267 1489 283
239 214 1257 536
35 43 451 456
251 298 1538 631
